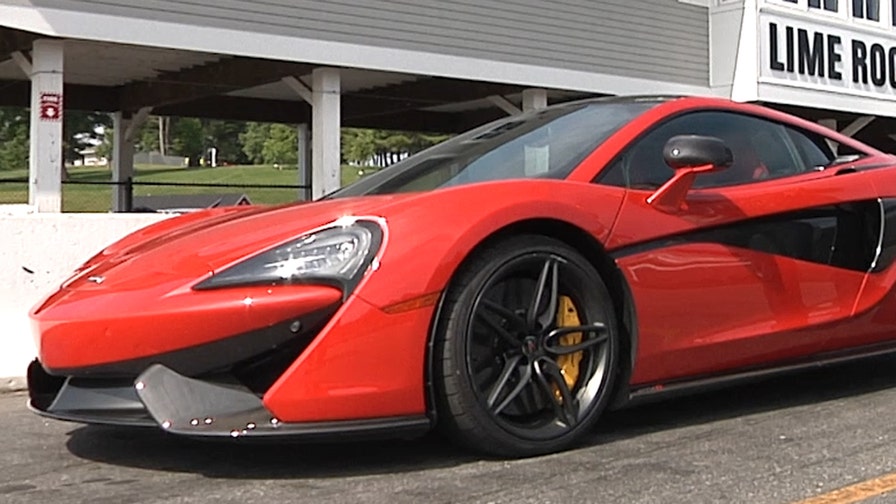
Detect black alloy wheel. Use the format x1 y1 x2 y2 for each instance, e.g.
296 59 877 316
434 235 618 457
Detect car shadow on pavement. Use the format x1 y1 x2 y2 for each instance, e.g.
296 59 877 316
590 353 896 445
65 426 476 479
64 354 896 478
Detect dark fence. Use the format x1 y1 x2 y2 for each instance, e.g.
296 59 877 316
0 178 310 212
64 179 311 212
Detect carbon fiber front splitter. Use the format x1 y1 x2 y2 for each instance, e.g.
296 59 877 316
28 360 431 441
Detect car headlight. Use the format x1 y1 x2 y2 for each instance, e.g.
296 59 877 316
194 220 382 292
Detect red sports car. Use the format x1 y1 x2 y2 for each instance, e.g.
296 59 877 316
28 96 896 457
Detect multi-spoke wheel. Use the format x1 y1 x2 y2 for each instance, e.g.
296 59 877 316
434 235 618 457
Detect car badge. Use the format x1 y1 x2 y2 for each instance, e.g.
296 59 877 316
87 275 105 284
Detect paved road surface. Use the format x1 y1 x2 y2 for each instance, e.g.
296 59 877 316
3 356 896 504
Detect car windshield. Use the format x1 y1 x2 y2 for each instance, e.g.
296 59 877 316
330 99 658 197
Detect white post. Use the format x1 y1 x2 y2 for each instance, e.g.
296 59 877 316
311 68 341 200
522 88 549 175
112 112 135 212
28 40 64 213
297 123 311 201
522 88 548 111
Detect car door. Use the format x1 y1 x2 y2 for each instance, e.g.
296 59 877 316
600 110 880 386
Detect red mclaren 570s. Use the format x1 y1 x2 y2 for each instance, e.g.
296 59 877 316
28 96 896 457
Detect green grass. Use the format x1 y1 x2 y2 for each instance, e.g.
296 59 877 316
0 164 379 212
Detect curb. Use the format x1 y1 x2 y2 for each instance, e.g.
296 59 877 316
0 377 26 393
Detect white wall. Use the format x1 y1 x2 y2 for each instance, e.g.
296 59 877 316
0 206 169 382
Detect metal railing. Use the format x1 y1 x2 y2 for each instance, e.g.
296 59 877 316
66 178 311 212
0 178 311 212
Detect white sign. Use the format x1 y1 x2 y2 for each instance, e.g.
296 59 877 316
760 11 896 100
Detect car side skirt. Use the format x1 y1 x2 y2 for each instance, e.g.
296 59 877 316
623 340 896 407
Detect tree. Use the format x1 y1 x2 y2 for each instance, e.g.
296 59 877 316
238 122 298 166
342 128 377 165
0 107 29 171
136 116 161 153
342 128 450 167
133 116 246 165
204 120 247 164
63 111 111 163
261 124 298 166
170 118 204 165
239 122 271 164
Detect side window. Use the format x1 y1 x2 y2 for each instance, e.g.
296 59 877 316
786 128 836 169
598 111 834 190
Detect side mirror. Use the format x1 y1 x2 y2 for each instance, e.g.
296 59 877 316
663 135 733 170
648 135 733 213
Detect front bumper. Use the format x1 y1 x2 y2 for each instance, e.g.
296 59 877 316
28 360 431 440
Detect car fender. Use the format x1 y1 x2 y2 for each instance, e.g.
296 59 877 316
356 179 627 310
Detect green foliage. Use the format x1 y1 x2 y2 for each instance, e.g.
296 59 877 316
0 107 29 171
0 105 451 177
239 122 270 164
136 117 160 153
63 111 111 163
341 128 377 165
204 120 248 164
239 123 298 166
134 117 247 165
96 124 112 161
170 118 204 164
261 124 298 166
342 128 450 167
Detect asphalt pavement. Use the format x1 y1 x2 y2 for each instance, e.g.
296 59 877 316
4 355 896 504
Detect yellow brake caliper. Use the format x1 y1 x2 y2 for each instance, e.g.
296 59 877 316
554 295 583 401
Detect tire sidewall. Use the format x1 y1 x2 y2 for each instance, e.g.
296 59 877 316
434 235 619 457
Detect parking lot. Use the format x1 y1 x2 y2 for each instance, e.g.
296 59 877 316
3 355 896 504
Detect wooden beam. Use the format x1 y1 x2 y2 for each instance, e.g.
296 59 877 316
0 80 120 111
133 71 524 120
840 116 875 138
150 94 501 132
488 95 522 115
153 96 311 123
0 28 41 62
282 76 312 104
338 77 530 123
11 51 31 76
347 108 505 133
118 57 316 111
349 77 526 105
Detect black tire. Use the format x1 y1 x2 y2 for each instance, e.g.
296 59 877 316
433 234 619 457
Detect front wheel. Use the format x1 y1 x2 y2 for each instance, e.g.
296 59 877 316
433 235 619 457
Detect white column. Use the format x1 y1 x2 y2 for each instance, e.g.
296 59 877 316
112 112 135 212
522 88 548 111
522 88 549 175
311 68 341 200
28 40 64 213
297 123 311 201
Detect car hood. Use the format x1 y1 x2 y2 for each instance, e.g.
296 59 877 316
61 195 409 292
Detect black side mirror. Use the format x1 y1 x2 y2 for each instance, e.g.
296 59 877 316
647 135 734 213
663 135 733 171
